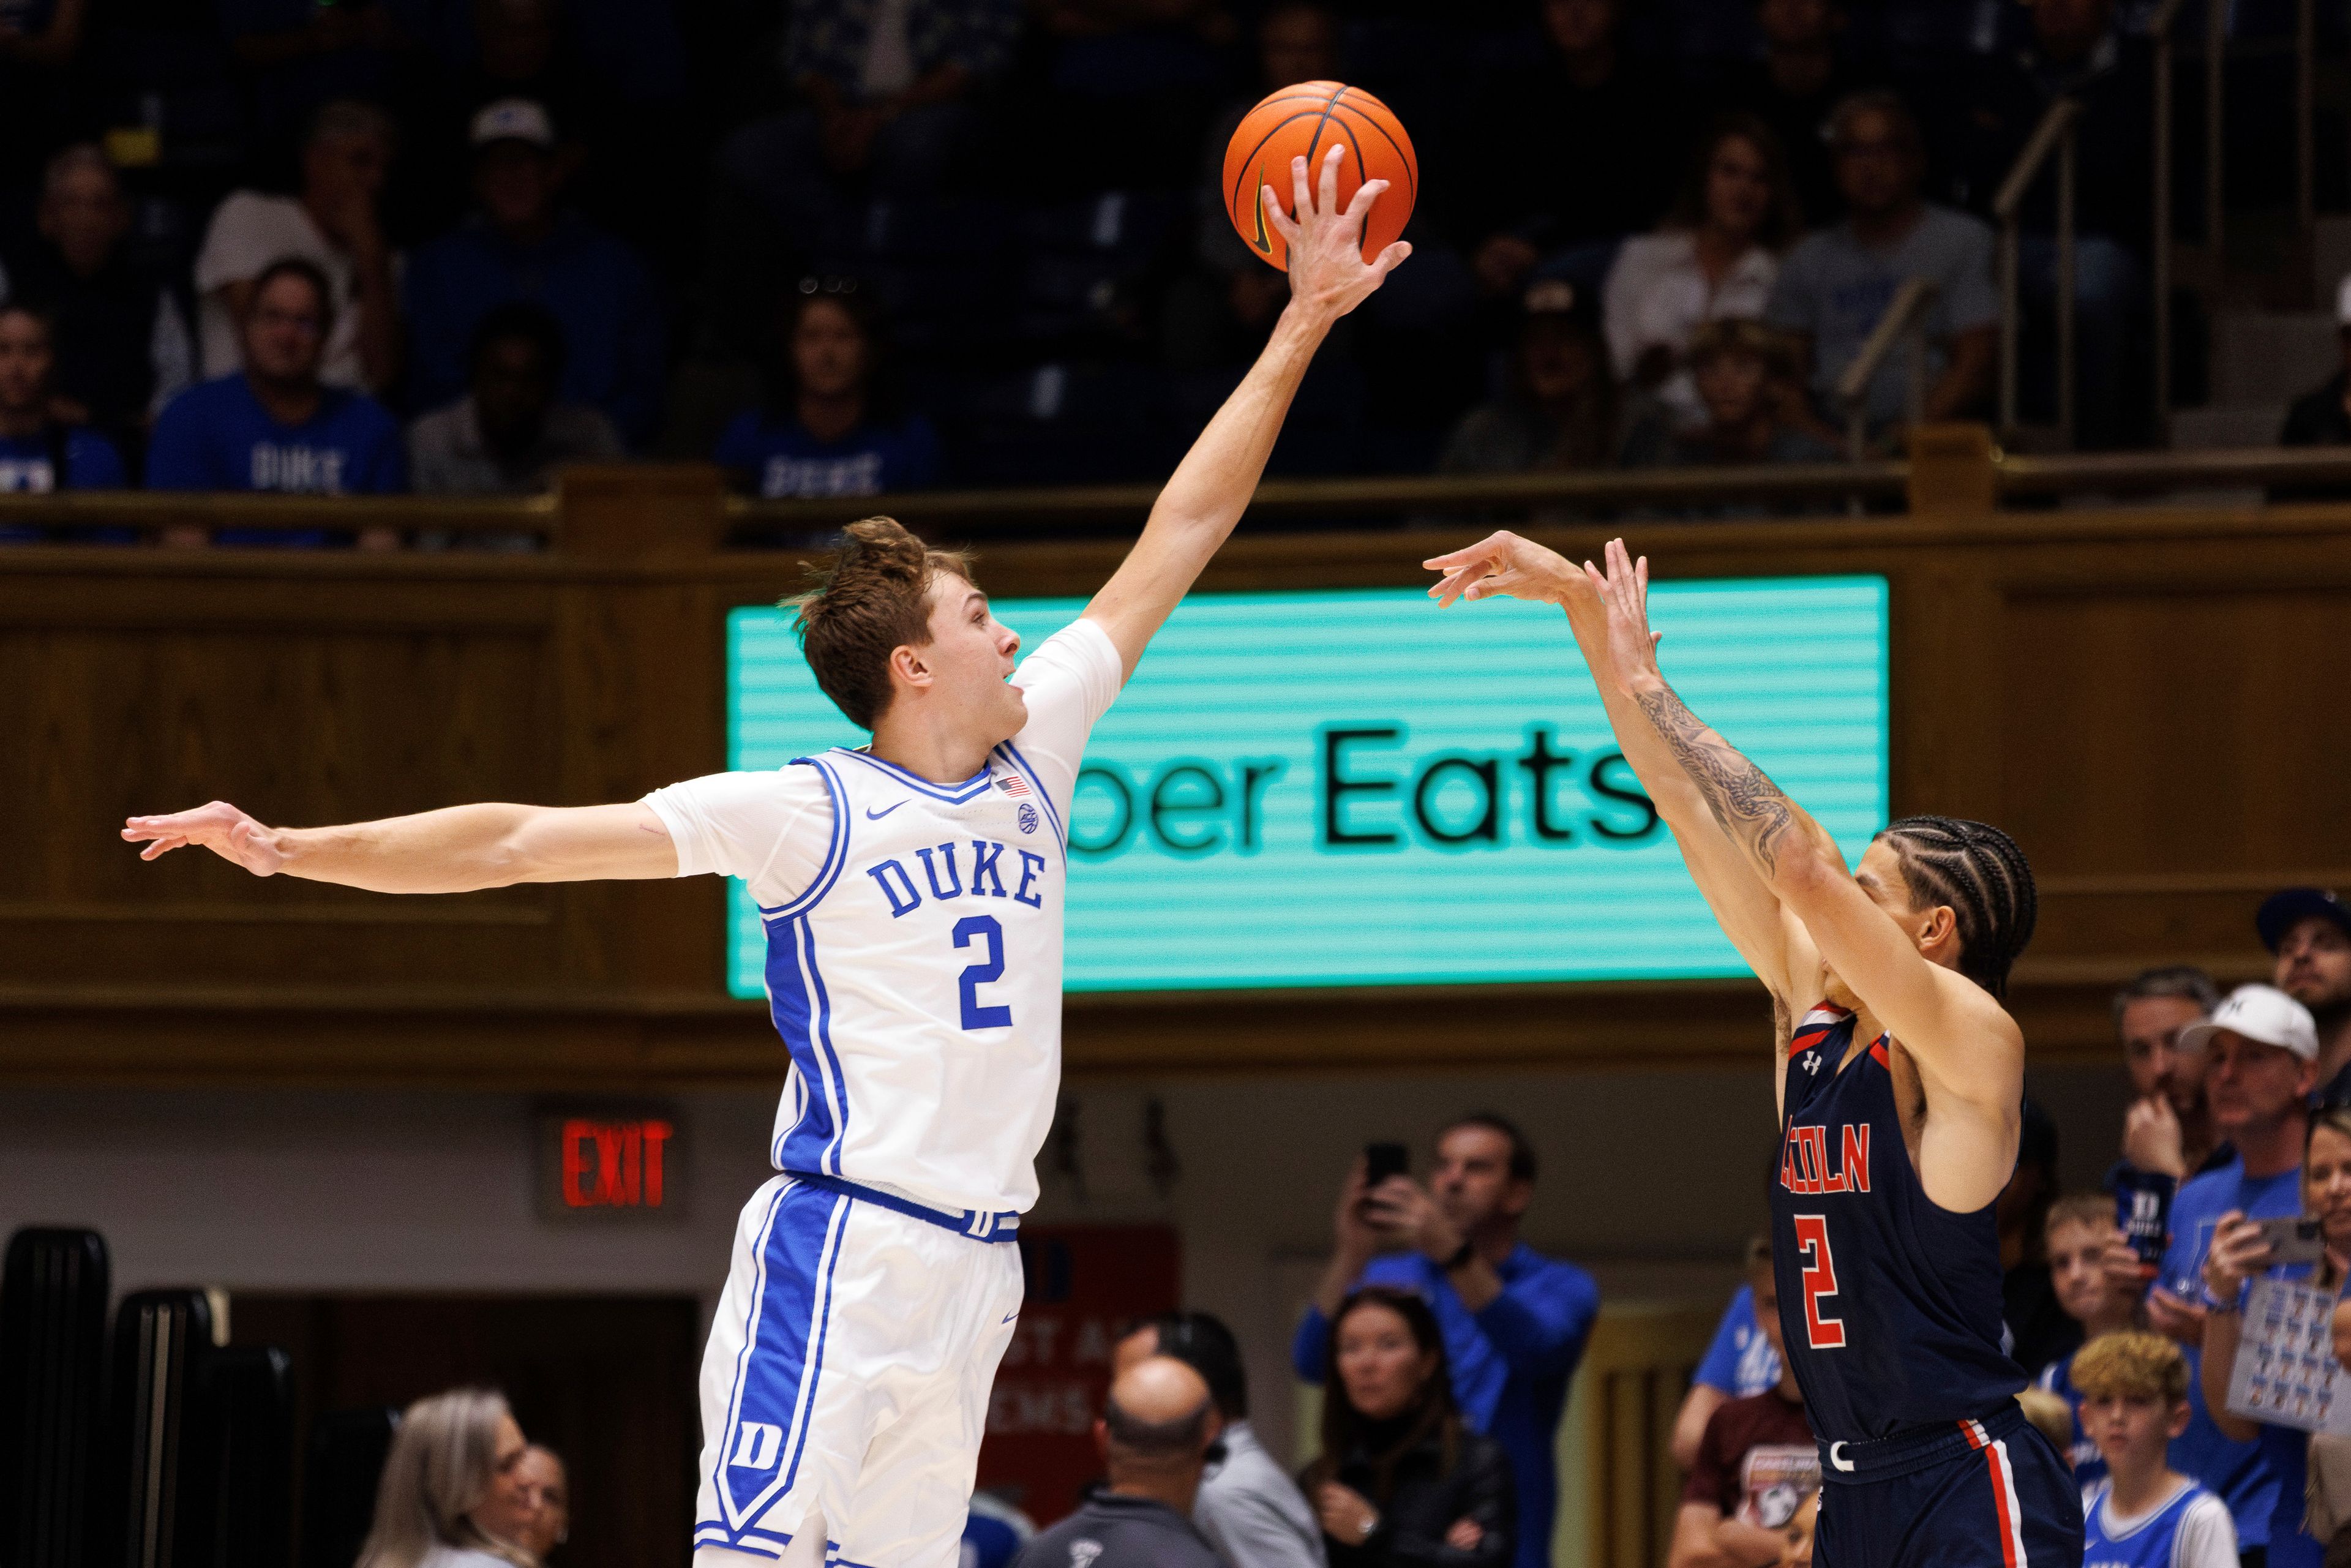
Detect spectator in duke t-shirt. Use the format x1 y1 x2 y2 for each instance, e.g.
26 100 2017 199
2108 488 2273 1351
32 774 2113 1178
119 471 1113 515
714 283 939 504
148 259 403 546
0 302 129 544
1295 1116 1597 1568
402 99 666 446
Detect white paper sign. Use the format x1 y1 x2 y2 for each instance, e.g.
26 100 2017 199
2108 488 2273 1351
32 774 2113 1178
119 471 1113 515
2227 1277 2351 1436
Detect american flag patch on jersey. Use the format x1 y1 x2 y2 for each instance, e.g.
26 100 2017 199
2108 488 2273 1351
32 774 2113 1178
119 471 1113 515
994 772 1031 798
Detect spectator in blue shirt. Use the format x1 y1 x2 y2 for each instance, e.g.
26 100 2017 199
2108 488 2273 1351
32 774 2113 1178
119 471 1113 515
0 301 130 543
1294 1115 1599 1568
1670 1240 1785 1471
2148 986 2323 1567
402 99 666 446
148 258 403 547
716 281 940 511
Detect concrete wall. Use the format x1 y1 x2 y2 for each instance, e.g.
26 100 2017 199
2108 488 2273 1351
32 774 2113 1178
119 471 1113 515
1 1056 2128 1463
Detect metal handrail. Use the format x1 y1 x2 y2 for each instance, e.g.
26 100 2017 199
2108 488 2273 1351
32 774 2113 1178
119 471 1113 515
2149 0 2190 443
1835 277 1940 463
1995 97 2084 448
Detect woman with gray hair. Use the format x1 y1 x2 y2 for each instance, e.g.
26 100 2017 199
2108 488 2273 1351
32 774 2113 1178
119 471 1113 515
355 1387 539 1568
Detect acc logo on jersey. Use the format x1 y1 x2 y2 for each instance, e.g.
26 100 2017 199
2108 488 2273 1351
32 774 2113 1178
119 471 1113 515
1016 803 1039 835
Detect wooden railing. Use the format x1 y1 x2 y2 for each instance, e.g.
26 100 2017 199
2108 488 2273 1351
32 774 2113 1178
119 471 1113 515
11 431 2351 546
4 434 2350 1088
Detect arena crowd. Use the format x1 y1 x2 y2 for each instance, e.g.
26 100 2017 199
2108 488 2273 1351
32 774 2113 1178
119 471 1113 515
348 884 2351 1568
0 0 2328 530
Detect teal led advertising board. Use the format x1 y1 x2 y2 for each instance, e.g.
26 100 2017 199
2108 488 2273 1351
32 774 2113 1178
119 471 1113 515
726 579 1888 996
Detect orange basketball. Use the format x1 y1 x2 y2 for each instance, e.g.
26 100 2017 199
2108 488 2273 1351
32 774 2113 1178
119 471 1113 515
1223 81 1417 272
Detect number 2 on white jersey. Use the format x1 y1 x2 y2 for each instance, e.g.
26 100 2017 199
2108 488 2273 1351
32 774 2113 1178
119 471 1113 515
953 915 1012 1030
1791 1214 1847 1348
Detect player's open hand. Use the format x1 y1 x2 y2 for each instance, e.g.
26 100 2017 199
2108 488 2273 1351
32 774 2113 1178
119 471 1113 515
1583 538 1668 692
1422 530 1578 607
121 800 285 876
1266 143 1409 325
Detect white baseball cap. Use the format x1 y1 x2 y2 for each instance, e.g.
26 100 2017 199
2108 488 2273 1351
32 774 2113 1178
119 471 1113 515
2179 983 2320 1061
470 98 556 150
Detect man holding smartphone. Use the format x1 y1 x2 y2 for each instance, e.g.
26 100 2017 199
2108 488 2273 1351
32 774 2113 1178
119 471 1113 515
2145 985 2322 1566
1292 1114 1600 1568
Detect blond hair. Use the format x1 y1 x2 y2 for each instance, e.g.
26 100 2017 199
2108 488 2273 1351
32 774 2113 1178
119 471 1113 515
2015 1388 2074 1451
2070 1330 2191 1405
2044 1193 2115 1246
354 1387 535 1568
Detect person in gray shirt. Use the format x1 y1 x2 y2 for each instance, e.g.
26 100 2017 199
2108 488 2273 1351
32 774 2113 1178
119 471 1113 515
1119 1312 1327 1568
408 301 621 500
1014 1357 1229 1568
1764 89 1998 443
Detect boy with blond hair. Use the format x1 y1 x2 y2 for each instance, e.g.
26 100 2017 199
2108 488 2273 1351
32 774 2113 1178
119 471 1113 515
2074 1332 2237 1568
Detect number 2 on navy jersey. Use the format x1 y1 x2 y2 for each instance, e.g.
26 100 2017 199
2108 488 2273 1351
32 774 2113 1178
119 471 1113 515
953 915 1013 1030
1791 1214 1847 1348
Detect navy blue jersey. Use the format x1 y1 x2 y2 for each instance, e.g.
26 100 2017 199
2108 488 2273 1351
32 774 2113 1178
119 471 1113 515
1769 1003 2026 1443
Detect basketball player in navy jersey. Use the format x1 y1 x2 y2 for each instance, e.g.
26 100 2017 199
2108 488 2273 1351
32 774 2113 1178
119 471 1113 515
1426 535 2081 1568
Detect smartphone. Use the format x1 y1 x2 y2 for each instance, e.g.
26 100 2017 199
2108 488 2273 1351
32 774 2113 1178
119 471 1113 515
2255 1215 2328 1266
1363 1141 1410 1187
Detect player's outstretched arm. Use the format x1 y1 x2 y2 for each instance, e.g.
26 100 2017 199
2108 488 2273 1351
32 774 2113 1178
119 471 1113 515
1575 540 2021 1112
1424 530 1809 1007
1082 143 1409 680
121 798 677 892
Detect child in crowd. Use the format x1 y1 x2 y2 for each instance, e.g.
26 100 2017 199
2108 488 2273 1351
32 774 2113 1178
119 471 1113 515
1670 1239 1817 1568
2074 1332 2238 1568
2035 1194 2143 1483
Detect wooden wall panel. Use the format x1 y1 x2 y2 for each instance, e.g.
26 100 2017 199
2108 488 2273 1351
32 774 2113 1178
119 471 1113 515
0 477 2346 1086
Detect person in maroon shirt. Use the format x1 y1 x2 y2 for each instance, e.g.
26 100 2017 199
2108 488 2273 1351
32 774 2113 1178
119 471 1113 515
1671 1239 1819 1568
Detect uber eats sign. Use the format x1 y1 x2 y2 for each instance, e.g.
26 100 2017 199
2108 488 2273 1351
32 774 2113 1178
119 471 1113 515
726 579 1888 994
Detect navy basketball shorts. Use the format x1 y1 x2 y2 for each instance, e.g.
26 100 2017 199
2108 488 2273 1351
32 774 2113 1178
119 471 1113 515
1815 1402 2085 1568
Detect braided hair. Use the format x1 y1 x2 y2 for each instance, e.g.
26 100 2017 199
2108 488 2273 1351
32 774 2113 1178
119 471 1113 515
1873 816 2038 999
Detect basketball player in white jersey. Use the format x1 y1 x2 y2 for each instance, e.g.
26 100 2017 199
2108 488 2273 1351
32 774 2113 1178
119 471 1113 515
122 149 1405 1568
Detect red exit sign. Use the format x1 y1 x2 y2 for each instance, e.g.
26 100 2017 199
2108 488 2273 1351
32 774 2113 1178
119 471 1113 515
536 1104 683 1221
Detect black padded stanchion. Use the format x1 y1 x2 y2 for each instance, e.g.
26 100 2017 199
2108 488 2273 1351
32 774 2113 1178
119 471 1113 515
0 1228 110 1568
203 1346 294 1568
110 1289 217 1568
298 1408 399 1568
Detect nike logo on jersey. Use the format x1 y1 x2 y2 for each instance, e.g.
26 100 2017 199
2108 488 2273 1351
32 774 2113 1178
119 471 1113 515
1002 1308 1019 1324
864 802 906 820
1779 1122 1872 1196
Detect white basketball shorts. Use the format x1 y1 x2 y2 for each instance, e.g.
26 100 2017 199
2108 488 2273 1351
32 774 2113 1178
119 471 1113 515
691 1173 1024 1568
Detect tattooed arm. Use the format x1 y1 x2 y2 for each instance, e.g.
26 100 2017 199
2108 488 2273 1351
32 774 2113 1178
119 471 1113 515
1425 531 1815 1005
1583 542 2022 1152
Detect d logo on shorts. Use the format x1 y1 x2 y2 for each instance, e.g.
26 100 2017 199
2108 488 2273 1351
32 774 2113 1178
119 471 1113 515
729 1422 784 1472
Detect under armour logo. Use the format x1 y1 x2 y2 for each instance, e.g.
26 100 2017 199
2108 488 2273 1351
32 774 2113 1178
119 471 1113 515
1802 1052 1822 1075
1070 1541 1103 1568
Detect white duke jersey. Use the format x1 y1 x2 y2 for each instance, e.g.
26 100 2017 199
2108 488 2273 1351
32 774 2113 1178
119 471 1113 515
645 618 1122 1218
